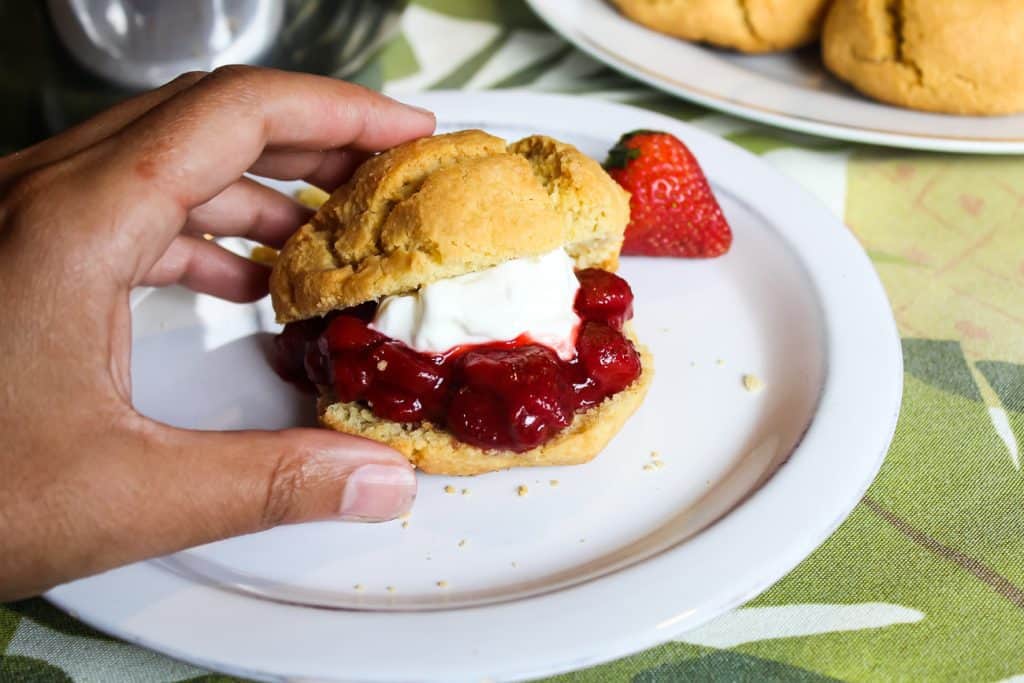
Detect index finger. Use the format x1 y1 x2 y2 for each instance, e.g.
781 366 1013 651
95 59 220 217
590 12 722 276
77 67 435 279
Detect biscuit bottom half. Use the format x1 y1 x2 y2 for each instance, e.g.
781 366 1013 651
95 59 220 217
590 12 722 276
317 339 653 476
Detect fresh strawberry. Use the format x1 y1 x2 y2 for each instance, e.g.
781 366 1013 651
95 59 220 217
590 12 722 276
604 130 732 258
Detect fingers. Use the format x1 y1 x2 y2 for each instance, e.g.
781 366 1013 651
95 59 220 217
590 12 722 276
5 422 418 596
0 71 206 187
249 148 371 191
111 65 433 208
80 66 433 283
185 177 311 248
138 425 416 556
142 235 271 302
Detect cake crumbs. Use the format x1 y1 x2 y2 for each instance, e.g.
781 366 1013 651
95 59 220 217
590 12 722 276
353 584 364 592
386 586 396 593
742 373 765 393
401 521 410 529
510 561 518 568
549 479 559 487
436 580 449 589
376 360 388 371
399 512 412 521
444 485 456 494
250 244 279 266
716 359 726 367
458 539 467 548
643 463 656 472
294 185 330 210
579 538 586 544
650 450 660 459
517 485 529 497
653 459 665 469
461 488 471 495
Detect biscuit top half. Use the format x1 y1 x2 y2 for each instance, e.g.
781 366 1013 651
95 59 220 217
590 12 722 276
270 130 630 323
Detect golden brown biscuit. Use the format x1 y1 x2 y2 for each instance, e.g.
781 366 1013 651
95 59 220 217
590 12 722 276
319 331 653 476
270 130 630 323
612 0 831 53
822 0 1024 115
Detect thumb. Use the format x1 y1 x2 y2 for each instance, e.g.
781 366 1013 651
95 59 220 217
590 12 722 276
140 425 417 550
10 423 419 598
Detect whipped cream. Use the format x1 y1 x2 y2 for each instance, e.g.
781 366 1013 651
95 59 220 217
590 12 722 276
370 248 581 360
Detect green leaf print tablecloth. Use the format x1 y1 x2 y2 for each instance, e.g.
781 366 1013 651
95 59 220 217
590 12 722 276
4 1 1024 681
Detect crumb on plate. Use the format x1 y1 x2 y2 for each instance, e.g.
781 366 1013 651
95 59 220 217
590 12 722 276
743 373 765 393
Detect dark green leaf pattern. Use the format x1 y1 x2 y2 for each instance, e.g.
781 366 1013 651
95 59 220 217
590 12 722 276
4 601 111 643
0 609 18 656
429 32 510 89
415 0 544 28
633 652 840 683
491 46 573 89
977 361 1024 414
901 339 982 402
0 656 72 682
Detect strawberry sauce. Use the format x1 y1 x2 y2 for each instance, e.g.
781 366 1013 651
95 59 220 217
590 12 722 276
271 269 641 452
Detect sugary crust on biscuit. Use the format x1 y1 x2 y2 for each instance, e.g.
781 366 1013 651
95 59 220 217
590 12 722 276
270 130 630 323
317 333 653 476
822 0 1024 115
612 0 830 53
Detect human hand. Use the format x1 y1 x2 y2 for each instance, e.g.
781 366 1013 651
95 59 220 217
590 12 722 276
0 67 434 600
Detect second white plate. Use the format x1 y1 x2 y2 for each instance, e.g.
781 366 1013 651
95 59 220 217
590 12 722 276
527 0 1024 154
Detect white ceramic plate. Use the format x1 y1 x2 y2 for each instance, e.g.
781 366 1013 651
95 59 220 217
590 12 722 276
526 0 1024 154
47 92 901 682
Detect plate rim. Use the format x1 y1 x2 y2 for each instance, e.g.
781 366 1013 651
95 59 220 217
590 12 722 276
524 0 1024 154
47 90 903 683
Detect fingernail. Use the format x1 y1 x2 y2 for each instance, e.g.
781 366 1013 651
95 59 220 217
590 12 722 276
406 103 435 118
338 464 416 522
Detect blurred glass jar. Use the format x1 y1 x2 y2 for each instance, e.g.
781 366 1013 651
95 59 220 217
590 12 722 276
47 0 285 89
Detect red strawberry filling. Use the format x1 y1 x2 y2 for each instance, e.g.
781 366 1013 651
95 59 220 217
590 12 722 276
271 268 642 452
